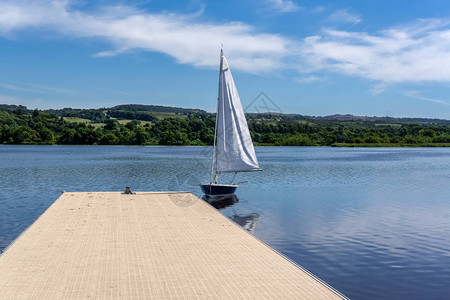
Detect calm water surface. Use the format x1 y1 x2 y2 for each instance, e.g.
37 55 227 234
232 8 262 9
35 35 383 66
1 145 450 299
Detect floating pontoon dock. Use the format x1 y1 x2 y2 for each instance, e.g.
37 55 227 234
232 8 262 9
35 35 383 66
0 192 347 299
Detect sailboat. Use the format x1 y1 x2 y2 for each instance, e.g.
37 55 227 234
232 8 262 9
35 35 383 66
201 49 261 197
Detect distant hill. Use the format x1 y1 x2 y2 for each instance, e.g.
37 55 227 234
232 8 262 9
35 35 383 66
0 104 30 114
0 103 212 123
0 103 449 124
1 103 449 147
316 114 450 124
111 104 207 115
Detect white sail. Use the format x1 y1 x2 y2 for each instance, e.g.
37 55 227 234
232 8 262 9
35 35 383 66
215 50 260 173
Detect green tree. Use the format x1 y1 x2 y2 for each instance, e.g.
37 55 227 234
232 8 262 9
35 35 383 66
133 127 149 145
104 119 119 131
59 128 77 144
99 132 119 145
159 130 189 145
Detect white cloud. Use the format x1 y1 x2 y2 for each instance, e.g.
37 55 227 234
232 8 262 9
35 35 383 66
404 90 450 106
327 9 361 25
266 0 301 13
300 19 450 83
295 75 322 83
2 0 450 90
0 0 290 74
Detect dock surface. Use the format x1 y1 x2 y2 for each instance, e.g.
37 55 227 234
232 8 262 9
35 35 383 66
0 192 346 299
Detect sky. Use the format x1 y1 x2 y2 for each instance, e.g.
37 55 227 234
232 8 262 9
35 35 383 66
1 0 450 118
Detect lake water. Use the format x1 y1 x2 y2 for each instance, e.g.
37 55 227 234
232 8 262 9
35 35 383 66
1 145 449 299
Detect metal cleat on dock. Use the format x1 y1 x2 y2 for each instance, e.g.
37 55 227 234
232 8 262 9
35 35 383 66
122 186 135 194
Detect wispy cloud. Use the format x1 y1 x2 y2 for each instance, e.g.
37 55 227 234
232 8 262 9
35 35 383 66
301 19 450 83
327 9 361 24
266 0 301 13
404 90 450 106
0 95 20 103
95 88 137 98
3 0 450 90
311 6 325 14
0 0 290 74
0 94 45 108
295 75 322 84
369 83 390 96
0 83 34 92
30 84 75 94
0 82 75 94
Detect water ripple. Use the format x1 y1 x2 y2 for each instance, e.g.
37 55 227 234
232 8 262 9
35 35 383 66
1 145 450 299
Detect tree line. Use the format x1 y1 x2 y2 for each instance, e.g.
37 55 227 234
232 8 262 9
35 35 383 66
0 108 449 146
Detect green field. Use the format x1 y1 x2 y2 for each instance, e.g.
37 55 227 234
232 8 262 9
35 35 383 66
116 119 153 126
89 123 106 128
64 117 153 128
152 112 187 119
375 123 402 127
63 117 92 123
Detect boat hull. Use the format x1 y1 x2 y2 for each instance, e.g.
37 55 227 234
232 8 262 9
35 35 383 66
200 184 238 196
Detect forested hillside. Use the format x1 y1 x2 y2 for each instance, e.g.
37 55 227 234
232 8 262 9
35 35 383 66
1 104 449 146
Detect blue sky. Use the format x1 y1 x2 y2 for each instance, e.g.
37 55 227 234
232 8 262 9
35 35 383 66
1 0 450 118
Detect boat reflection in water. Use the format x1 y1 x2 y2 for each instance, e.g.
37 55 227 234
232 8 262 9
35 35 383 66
202 194 239 209
202 194 260 234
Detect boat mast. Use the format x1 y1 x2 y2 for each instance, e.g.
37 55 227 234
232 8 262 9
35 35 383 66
210 49 223 184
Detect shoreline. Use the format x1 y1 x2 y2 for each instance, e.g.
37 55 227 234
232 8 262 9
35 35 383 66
1 143 450 147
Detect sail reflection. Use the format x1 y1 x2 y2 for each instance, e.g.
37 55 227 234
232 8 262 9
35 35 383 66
202 194 260 234
231 213 259 234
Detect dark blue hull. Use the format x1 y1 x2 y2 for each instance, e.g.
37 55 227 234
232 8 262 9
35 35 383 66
200 184 238 196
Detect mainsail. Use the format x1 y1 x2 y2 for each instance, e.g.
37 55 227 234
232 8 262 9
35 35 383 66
214 50 260 174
